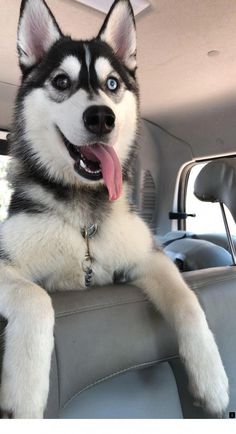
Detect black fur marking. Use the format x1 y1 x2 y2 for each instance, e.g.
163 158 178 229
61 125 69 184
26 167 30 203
18 161 109 204
17 37 138 98
113 267 133 284
0 237 11 262
8 155 113 224
8 191 48 216
0 247 11 262
8 138 139 225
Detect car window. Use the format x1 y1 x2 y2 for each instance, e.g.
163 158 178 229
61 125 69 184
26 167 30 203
0 155 11 221
185 162 236 235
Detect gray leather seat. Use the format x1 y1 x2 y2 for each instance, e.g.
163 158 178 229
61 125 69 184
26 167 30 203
2 267 234 418
161 159 236 271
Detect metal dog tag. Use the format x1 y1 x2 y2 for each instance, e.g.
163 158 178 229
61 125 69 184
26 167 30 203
81 224 98 240
81 224 97 287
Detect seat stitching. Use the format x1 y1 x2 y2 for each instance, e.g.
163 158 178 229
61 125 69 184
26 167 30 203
61 355 179 411
186 273 236 289
55 297 148 318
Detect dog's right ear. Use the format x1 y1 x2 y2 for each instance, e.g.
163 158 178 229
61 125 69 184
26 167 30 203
17 0 63 73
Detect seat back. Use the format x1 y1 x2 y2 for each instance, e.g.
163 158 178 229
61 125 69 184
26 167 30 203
1 268 236 418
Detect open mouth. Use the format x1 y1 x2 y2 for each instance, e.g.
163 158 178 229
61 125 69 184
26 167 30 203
58 129 103 181
57 127 123 201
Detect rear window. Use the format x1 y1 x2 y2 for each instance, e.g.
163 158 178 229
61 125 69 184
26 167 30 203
0 131 11 221
185 162 236 235
0 155 11 221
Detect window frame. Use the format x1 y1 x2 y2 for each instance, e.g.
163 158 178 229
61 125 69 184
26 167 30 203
0 130 9 155
0 131 11 221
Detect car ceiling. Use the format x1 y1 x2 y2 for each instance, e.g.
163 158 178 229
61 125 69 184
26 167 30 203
1 0 236 148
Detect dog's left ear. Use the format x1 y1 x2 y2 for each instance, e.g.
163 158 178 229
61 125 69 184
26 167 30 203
98 0 136 71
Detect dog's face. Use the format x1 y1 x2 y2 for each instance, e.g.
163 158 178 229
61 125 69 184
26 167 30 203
15 0 139 201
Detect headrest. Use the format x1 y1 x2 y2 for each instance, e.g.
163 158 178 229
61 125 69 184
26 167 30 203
194 158 236 221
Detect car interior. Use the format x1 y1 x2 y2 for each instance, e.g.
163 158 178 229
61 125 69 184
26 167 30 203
0 0 236 419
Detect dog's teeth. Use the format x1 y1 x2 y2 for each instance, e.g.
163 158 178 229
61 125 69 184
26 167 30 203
80 159 101 175
80 160 87 170
87 168 96 174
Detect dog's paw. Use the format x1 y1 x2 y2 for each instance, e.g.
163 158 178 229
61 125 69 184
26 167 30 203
190 367 229 417
183 331 229 417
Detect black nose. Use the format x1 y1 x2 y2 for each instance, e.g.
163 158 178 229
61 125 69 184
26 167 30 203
83 105 115 135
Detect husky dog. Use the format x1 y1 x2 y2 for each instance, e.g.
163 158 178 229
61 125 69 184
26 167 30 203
0 0 229 419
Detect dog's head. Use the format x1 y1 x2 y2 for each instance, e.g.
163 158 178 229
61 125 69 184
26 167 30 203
14 0 139 201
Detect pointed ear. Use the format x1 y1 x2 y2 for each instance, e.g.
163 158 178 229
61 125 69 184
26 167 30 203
98 0 136 71
17 0 62 72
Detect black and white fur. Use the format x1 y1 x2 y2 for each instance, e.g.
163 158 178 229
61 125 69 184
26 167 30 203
0 0 229 418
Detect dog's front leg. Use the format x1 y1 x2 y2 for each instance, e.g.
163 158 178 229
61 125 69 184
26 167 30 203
0 263 54 419
132 250 229 416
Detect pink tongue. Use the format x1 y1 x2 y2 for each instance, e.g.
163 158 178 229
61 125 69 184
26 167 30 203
80 145 122 201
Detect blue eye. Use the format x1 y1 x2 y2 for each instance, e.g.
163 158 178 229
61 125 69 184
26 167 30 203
106 77 119 92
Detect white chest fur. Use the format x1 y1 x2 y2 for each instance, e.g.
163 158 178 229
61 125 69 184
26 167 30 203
1 193 153 292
